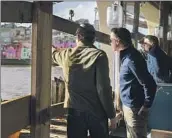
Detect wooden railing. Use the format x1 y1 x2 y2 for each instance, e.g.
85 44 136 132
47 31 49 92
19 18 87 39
1 95 66 137
1 96 31 137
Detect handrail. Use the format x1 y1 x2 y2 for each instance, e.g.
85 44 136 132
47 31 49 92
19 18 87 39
1 95 66 137
1 95 31 137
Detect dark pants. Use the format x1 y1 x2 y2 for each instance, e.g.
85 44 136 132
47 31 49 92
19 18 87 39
67 108 109 138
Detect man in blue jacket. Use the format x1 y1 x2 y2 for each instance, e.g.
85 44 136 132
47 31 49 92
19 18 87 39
110 28 157 138
139 35 172 83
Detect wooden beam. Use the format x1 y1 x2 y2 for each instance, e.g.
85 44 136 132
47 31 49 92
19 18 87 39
133 2 140 48
1 1 32 23
1 95 31 137
52 15 110 45
31 2 53 138
151 129 172 138
52 15 145 44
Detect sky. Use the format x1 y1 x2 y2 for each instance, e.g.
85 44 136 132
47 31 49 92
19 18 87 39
54 2 148 34
53 1 97 24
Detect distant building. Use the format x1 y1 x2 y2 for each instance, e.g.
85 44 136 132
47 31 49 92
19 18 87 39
1 23 17 28
0 23 32 43
0 28 13 44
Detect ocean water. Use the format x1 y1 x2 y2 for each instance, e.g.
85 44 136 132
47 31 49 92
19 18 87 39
1 66 63 100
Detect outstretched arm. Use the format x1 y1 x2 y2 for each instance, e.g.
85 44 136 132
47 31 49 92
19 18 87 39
52 46 67 67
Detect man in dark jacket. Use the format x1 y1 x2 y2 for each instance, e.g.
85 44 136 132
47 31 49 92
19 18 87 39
139 35 172 83
52 23 116 138
110 28 157 138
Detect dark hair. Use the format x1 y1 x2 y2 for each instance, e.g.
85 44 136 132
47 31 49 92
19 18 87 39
76 23 96 44
111 27 132 47
145 35 159 46
138 37 145 44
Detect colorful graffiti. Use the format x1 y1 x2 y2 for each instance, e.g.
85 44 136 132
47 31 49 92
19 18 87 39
53 40 76 48
53 41 101 49
1 40 101 61
1 42 31 60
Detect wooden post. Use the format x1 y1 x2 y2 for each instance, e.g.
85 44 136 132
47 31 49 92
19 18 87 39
122 1 127 28
133 2 140 48
51 80 57 104
31 2 52 138
51 78 65 104
159 1 163 48
163 2 169 54
57 79 65 103
159 2 169 53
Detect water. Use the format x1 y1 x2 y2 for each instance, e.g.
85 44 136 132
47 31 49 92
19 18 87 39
1 66 63 100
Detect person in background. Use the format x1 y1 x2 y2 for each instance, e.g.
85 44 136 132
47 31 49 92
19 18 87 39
139 35 172 83
52 23 116 138
110 28 157 138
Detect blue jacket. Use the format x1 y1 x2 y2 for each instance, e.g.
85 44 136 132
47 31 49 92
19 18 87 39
120 46 157 108
147 46 172 83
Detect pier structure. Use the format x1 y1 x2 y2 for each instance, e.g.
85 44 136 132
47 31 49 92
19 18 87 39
1 1 172 138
